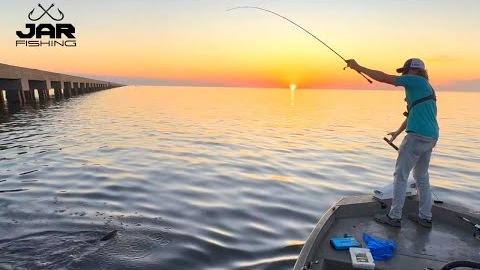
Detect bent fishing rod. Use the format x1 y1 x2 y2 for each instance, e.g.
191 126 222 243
227 6 372 84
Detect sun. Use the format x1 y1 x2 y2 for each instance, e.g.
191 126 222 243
290 84 296 91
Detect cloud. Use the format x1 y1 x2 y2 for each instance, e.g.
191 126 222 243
423 55 462 64
436 78 480 92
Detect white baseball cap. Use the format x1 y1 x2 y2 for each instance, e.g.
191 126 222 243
396 58 426 74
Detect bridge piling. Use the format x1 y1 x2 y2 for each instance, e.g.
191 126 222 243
0 89 6 108
51 81 62 100
72 82 79 96
63 82 72 98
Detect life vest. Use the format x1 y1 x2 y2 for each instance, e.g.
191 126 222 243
403 88 436 117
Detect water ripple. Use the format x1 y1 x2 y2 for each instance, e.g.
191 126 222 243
0 87 479 269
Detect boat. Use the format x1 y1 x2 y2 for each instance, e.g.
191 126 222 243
293 183 480 270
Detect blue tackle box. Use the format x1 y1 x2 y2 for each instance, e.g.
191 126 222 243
330 236 362 250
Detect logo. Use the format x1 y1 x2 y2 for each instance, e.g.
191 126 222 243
16 3 76 47
28 3 64 21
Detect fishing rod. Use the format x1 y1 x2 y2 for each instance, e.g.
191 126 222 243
227 6 373 84
383 137 399 151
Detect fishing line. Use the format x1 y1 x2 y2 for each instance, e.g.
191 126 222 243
429 147 444 203
227 6 372 84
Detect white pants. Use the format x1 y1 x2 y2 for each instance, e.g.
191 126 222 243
389 132 438 220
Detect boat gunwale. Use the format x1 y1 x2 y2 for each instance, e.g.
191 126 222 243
293 196 342 270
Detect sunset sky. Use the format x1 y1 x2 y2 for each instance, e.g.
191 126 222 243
1 0 479 90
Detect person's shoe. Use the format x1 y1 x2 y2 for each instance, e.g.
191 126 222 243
374 213 401 227
408 213 432 228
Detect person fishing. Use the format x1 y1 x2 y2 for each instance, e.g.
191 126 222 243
347 58 439 228
229 6 439 228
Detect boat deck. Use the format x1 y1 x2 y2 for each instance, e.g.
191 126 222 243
295 196 480 270
316 214 479 269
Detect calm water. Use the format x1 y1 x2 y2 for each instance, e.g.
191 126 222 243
0 86 479 270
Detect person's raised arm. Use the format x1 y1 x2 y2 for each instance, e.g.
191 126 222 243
346 59 397 85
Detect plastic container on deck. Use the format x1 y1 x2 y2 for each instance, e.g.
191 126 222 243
349 247 375 269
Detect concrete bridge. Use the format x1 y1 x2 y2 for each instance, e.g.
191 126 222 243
0 63 123 107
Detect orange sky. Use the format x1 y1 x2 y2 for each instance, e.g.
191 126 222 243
1 1 479 90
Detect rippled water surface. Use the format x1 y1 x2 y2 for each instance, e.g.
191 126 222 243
0 86 479 270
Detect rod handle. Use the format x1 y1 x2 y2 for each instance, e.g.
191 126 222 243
383 137 399 151
358 71 373 84
343 66 373 84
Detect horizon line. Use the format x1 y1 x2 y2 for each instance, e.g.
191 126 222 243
3 62 478 92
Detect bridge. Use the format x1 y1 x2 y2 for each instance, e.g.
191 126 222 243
0 63 124 107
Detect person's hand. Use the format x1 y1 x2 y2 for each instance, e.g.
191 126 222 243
387 131 400 143
346 59 361 71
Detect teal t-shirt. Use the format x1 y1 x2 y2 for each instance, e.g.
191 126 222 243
395 75 439 139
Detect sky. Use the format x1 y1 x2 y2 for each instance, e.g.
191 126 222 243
1 0 479 90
